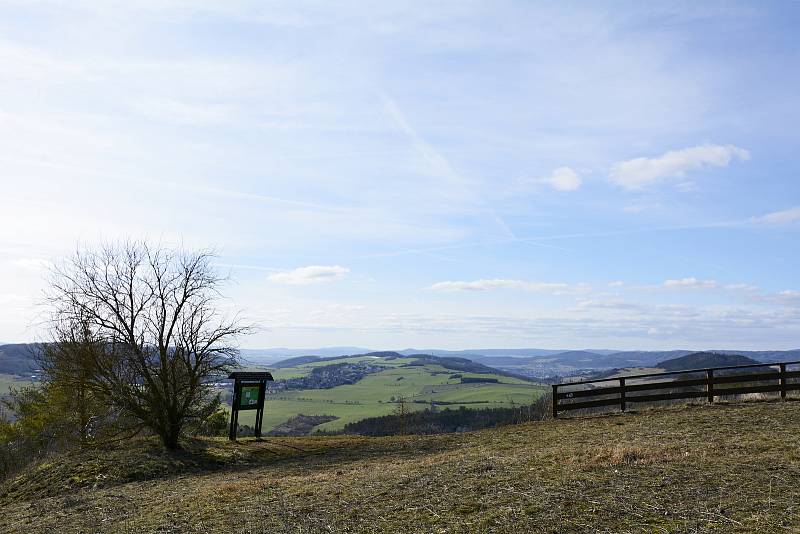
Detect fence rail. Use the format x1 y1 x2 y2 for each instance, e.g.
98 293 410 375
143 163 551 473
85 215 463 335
552 360 800 418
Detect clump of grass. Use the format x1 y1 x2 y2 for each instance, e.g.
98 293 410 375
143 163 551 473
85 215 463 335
574 443 678 467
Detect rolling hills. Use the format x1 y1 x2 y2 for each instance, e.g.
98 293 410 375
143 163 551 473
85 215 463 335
5 343 800 384
5 343 800 436
236 352 545 434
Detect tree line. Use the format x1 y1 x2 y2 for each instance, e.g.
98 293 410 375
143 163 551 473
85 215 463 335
341 394 552 436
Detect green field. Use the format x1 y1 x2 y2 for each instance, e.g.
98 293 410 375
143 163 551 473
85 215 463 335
232 356 546 432
0 374 33 395
0 355 546 434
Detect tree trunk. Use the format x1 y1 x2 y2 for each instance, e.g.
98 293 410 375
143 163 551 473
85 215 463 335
162 430 181 450
160 420 182 450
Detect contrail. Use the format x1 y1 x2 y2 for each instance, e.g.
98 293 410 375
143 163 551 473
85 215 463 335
379 92 516 240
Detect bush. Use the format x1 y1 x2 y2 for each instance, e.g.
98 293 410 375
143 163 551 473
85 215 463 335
0 384 89 478
196 409 229 437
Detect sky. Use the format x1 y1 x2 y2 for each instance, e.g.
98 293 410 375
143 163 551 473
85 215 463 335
1 1 799 351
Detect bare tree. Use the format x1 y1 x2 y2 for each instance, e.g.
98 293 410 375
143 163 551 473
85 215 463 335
45 240 249 449
393 395 409 435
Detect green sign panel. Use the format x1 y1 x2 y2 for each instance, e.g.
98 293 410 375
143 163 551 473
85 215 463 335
239 385 261 408
228 371 273 441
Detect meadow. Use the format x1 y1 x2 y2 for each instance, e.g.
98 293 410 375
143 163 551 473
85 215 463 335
233 356 545 433
4 401 799 532
0 374 33 396
0 354 545 433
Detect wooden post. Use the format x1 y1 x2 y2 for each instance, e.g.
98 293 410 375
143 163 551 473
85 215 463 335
619 377 626 412
254 379 267 438
552 384 559 419
706 369 714 403
229 380 240 441
780 363 787 399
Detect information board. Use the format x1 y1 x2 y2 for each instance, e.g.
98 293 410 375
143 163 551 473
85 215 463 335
239 385 261 408
228 371 274 441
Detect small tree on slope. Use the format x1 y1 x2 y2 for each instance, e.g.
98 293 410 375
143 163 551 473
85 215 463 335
44 240 249 449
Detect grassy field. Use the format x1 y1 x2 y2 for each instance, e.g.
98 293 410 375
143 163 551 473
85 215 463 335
235 357 546 432
1 356 544 433
3 400 800 532
0 373 33 395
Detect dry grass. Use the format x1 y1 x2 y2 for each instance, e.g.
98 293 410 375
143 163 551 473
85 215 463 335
571 443 680 468
3 401 800 533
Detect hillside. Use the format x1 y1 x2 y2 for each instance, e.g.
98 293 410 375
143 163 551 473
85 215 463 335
460 348 800 379
2 401 799 532
657 352 760 371
270 351 530 379
239 353 546 434
0 344 38 395
6 344 800 388
0 344 39 376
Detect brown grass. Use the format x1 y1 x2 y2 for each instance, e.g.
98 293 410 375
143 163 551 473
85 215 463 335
572 443 680 468
3 401 800 533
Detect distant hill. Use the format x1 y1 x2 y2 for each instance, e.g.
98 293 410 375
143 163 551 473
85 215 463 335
707 349 800 363
657 352 761 372
271 355 327 368
401 353 532 380
541 350 621 366
600 350 693 367
399 348 568 358
465 350 682 375
0 344 40 376
6 342 800 379
269 351 402 369
236 347 800 375
458 348 800 378
241 347 373 365
269 351 536 382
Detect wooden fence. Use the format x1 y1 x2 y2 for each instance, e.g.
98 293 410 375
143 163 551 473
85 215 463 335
552 360 800 418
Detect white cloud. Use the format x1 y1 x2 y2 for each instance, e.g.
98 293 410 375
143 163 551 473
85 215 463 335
664 277 718 289
610 144 749 190
777 290 800 304
428 279 570 292
755 206 800 225
576 299 643 311
608 280 625 287
268 265 349 285
725 283 759 292
516 167 582 193
538 167 582 191
753 289 800 307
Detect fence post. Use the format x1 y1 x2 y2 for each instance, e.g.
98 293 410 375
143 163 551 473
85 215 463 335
780 363 787 399
706 369 714 403
619 377 626 412
552 384 559 419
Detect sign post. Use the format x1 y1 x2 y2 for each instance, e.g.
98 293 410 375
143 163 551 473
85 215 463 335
228 371 274 441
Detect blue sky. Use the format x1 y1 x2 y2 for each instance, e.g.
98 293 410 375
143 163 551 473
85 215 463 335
1 1 799 350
